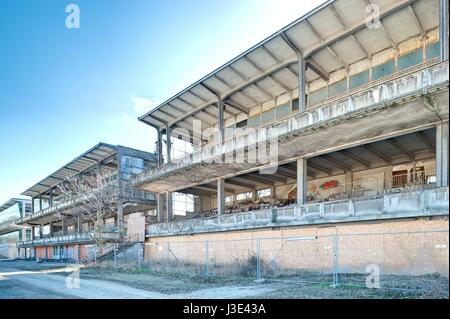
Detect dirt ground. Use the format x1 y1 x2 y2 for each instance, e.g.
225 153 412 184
1 260 448 299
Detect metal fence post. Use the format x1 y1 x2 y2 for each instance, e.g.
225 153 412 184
204 240 209 276
137 243 141 269
114 243 117 269
256 238 262 280
333 233 339 288
166 242 170 272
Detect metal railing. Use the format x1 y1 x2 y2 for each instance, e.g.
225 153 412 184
146 187 449 237
17 232 95 248
16 184 156 224
132 60 449 185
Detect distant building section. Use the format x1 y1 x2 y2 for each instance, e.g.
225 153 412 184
0 198 31 259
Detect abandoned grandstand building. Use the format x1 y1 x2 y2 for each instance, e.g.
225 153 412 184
0 198 31 259
15 143 157 261
7 0 449 276
132 0 449 275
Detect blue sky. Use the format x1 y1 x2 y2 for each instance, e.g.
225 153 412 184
0 0 325 204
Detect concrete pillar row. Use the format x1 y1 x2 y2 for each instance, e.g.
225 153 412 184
436 122 449 187
298 55 306 113
166 192 173 222
157 193 165 223
297 158 307 205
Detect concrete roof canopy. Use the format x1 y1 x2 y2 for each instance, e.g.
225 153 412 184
21 143 157 198
139 0 439 140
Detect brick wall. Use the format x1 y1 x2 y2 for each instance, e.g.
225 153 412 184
144 217 449 277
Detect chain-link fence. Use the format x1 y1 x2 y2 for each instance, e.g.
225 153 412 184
88 229 449 290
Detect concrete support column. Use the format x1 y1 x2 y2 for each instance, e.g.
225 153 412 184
298 55 306 113
166 192 173 222
297 158 307 205
49 188 54 207
62 219 68 235
49 222 54 237
31 226 35 240
440 0 449 61
39 196 42 212
252 190 257 202
217 178 225 215
436 123 449 187
217 99 225 144
345 170 353 197
39 224 43 239
157 193 165 222
157 129 163 166
77 214 81 235
166 126 172 164
31 197 35 214
271 186 276 201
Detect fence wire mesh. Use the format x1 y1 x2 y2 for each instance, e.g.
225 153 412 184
87 229 449 290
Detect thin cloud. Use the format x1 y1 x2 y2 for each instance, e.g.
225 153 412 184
130 94 160 116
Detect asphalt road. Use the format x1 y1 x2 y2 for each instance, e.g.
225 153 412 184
0 264 166 299
0 262 272 299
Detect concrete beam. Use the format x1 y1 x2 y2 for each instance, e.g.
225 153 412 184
440 0 449 61
157 193 165 223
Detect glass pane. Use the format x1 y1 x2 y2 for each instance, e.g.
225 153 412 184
372 60 395 80
276 103 291 119
328 79 347 97
292 98 299 111
309 87 327 105
398 49 423 70
236 119 247 128
261 109 276 123
247 115 261 127
426 42 440 60
349 70 370 89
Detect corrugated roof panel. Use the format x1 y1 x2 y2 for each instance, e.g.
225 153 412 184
216 67 246 87
271 69 299 90
285 22 318 52
203 76 230 93
170 99 195 113
257 77 286 97
356 27 392 54
313 49 343 73
231 58 261 79
264 36 296 61
382 7 421 44
230 91 258 108
413 0 439 31
190 84 217 101
332 0 366 26
247 47 279 70
181 92 205 106
307 7 344 39
331 36 367 65
242 85 271 103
